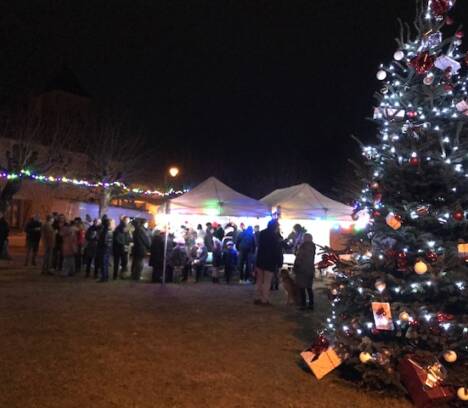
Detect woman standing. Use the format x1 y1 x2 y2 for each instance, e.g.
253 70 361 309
293 233 316 311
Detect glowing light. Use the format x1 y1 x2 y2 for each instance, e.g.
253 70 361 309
169 167 180 178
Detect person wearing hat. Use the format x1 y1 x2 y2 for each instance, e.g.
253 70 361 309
222 241 238 284
190 238 208 282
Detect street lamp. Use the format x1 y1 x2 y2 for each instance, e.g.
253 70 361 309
162 166 179 285
169 166 179 178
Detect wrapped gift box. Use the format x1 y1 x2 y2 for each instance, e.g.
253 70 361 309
399 355 455 407
372 302 395 331
300 347 342 380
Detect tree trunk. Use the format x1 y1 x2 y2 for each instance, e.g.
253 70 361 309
98 189 111 218
0 179 22 214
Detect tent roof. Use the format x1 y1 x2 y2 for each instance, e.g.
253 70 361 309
167 177 270 218
261 183 353 221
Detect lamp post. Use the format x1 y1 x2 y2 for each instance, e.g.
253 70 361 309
162 166 179 285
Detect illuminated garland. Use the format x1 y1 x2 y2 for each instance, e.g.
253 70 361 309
0 169 188 197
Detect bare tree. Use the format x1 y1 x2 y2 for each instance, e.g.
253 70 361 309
84 118 148 217
0 106 74 213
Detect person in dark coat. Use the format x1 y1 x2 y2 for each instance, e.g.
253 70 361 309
222 241 237 284
52 214 65 271
112 216 131 279
96 216 113 282
204 223 214 252
170 237 189 282
236 226 256 283
131 219 151 281
84 219 100 278
149 230 164 283
41 215 55 275
0 212 10 260
24 215 42 266
213 223 224 241
254 219 283 305
293 233 316 310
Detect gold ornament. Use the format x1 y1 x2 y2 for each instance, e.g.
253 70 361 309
414 260 428 275
443 350 457 363
399 311 410 321
457 387 468 401
359 352 373 364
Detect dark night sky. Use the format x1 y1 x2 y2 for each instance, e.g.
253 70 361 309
2 0 468 198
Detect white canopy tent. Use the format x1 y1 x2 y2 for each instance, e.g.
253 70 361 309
156 177 271 229
261 183 353 221
261 183 354 259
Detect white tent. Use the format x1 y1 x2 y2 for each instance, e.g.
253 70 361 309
261 183 353 221
261 183 354 256
167 176 270 217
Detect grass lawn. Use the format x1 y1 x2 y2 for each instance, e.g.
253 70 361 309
0 241 411 408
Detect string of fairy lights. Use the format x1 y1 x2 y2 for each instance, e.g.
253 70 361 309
0 169 188 197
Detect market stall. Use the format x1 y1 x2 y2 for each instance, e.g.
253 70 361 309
261 183 355 260
156 176 271 232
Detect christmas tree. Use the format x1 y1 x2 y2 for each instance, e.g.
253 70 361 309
318 0 468 400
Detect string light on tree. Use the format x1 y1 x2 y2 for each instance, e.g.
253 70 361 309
316 0 468 398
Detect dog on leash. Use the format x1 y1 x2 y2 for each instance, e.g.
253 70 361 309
280 269 299 305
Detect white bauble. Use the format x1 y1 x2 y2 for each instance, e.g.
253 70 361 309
399 311 410 321
443 350 457 363
376 70 387 80
457 387 468 401
414 260 428 275
423 75 434 86
394 50 405 61
375 279 386 293
359 352 373 364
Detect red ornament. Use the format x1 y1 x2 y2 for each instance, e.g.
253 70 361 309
373 192 382 203
455 30 464 39
446 16 454 25
426 251 438 263
444 83 454 92
370 181 380 190
372 210 381 218
409 319 419 327
453 210 464 221
394 214 402 222
436 312 455 323
407 111 418 119
431 0 452 17
410 52 435 75
397 251 407 260
409 156 420 166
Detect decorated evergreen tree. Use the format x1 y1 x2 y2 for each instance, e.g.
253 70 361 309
315 0 468 402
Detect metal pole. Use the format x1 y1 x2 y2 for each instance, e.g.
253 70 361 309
162 200 169 286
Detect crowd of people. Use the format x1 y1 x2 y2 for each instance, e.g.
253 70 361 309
1 211 318 309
